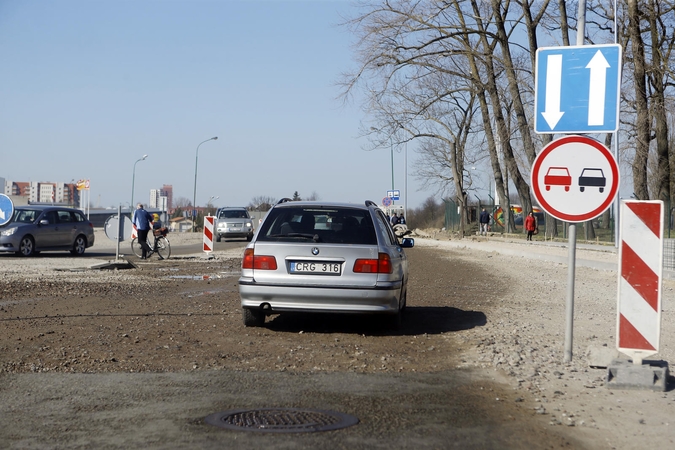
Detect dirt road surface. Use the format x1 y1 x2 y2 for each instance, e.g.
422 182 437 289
0 230 673 449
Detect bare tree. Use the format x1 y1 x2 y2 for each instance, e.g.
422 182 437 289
342 0 675 240
248 195 276 211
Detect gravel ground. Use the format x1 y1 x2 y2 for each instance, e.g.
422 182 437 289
0 229 674 448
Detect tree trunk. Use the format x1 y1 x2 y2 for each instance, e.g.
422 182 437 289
627 0 651 200
647 1 670 204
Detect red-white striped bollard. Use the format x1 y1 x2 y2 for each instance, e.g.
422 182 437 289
617 200 663 365
203 216 215 253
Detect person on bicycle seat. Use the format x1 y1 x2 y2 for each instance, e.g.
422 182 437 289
152 213 162 230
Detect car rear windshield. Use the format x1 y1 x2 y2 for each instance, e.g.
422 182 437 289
257 207 377 245
218 209 249 219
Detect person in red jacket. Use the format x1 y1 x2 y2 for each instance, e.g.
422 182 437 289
524 211 537 241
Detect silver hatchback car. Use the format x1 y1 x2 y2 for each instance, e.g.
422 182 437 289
0 205 95 256
238 199 414 328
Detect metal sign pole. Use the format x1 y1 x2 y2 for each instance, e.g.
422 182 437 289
116 204 122 261
564 224 577 361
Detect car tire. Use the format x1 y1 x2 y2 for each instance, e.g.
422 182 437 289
400 285 407 312
246 234 253 242
243 308 265 327
17 236 35 257
216 236 221 242
70 236 87 255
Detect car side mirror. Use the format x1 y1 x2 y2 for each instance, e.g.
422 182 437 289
39 219 49 226
400 237 414 248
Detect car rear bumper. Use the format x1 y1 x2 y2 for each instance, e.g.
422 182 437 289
238 278 402 314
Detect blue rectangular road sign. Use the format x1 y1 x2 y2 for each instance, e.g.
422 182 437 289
387 190 400 201
534 44 622 134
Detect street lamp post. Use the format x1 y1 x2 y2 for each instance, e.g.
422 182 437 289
390 141 395 192
192 137 218 232
131 154 148 214
208 195 219 216
370 127 395 194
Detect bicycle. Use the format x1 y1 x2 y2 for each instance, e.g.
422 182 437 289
131 228 171 260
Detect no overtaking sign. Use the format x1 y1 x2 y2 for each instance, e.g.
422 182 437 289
531 135 619 223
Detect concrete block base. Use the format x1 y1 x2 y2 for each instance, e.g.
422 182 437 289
586 345 621 368
606 359 669 391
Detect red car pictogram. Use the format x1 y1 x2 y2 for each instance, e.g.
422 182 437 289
544 167 571 191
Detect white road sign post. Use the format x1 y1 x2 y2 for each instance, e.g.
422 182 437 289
531 135 620 361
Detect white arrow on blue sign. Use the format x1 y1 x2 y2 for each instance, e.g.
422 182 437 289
0 194 15 226
534 44 622 134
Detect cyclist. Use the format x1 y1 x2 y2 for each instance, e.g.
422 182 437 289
133 203 153 259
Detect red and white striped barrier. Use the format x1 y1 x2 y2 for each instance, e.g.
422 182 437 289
131 224 137 240
203 216 215 253
617 200 663 364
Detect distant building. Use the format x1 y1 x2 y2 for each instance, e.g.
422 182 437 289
150 184 172 211
2 179 81 206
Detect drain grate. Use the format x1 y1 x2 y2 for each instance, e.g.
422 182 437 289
204 408 359 433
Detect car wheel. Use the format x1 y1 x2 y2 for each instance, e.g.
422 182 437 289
70 236 87 255
243 308 265 327
400 285 407 312
246 234 253 242
216 236 221 242
17 236 35 257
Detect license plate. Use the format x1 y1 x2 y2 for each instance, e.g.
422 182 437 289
229 227 241 231
290 261 342 274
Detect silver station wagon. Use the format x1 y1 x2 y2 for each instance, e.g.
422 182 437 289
238 199 414 328
0 205 95 256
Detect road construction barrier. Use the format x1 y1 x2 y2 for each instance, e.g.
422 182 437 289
617 200 663 364
203 216 215 253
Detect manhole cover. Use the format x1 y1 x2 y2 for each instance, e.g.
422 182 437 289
204 408 359 433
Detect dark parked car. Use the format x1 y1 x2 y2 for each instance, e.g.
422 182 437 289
238 199 414 328
0 205 95 256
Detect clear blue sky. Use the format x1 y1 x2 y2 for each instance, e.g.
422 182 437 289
0 0 432 210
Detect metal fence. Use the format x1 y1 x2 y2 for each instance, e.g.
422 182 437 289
664 239 675 270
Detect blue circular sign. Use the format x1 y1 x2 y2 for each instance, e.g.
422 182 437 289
0 194 14 226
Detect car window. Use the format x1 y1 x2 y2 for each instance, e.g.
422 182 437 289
57 211 73 223
219 210 249 219
257 207 376 245
72 211 86 222
375 210 398 246
13 209 39 223
43 211 58 224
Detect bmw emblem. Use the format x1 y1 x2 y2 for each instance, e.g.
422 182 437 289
311 247 320 255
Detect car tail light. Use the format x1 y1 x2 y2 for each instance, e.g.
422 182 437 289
353 253 393 274
242 248 277 270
